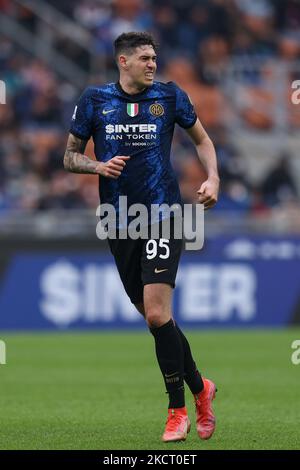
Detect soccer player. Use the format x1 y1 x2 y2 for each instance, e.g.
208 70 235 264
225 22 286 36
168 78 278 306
64 32 219 443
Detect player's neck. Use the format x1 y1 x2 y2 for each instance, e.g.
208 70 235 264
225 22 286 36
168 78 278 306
119 77 146 95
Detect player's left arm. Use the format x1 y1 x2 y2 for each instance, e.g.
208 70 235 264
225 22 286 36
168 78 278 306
185 118 220 210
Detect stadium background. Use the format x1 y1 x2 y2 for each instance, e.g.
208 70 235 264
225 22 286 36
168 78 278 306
0 0 300 450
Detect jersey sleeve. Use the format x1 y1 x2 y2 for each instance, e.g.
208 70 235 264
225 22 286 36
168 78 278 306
69 87 94 140
173 83 197 129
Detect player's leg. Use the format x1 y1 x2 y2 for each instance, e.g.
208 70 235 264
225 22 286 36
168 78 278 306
144 283 190 442
141 221 185 410
140 216 217 441
140 219 202 392
144 284 183 403
135 301 205 395
175 323 217 440
175 323 204 394
107 236 144 304
140 217 191 442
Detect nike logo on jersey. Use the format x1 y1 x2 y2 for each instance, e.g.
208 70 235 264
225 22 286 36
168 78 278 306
154 268 168 274
102 109 116 115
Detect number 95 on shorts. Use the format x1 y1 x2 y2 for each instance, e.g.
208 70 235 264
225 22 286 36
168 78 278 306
141 235 183 288
107 221 183 303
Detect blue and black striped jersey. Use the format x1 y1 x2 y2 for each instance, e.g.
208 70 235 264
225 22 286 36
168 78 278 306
69 81 197 223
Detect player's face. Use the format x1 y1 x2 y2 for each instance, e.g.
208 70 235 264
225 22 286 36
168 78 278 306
125 45 157 88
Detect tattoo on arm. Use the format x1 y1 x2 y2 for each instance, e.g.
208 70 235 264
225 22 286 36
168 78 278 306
64 134 98 174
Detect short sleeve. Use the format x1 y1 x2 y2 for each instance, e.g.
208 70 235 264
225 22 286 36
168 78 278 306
173 83 197 129
69 87 94 140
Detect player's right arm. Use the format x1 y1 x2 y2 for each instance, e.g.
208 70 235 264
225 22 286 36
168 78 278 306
63 133 130 178
65 87 129 178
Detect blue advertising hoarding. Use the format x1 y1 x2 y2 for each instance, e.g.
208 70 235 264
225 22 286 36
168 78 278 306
0 237 299 329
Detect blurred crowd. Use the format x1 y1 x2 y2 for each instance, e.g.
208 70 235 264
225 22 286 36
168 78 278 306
0 0 300 216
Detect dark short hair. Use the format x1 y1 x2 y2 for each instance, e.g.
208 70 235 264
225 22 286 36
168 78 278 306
114 32 158 58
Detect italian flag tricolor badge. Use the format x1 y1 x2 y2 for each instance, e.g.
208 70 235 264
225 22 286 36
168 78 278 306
127 103 139 117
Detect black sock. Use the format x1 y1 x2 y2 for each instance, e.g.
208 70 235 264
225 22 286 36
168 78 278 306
150 319 185 408
175 323 204 395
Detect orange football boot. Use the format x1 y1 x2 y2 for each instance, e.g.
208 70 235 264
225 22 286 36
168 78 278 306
194 378 217 440
162 406 191 442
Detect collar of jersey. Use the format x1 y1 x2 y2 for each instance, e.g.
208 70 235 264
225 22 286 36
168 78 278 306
115 81 152 99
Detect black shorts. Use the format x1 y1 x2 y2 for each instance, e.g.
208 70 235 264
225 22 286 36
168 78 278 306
107 220 183 304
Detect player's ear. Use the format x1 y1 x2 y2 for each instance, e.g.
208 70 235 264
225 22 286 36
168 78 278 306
119 55 128 70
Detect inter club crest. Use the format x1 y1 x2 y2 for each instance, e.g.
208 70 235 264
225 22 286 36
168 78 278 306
149 103 164 117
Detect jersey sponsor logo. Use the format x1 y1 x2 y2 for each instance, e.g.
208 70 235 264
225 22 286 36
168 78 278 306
149 103 164 117
105 123 157 143
105 124 156 134
102 108 116 115
127 103 139 117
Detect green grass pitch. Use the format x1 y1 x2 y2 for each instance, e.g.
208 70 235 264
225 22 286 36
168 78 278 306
0 329 299 450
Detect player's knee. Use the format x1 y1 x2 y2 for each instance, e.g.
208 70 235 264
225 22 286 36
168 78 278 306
145 307 168 328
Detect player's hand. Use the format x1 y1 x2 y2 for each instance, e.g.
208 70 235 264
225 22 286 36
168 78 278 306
197 175 219 210
95 156 130 179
